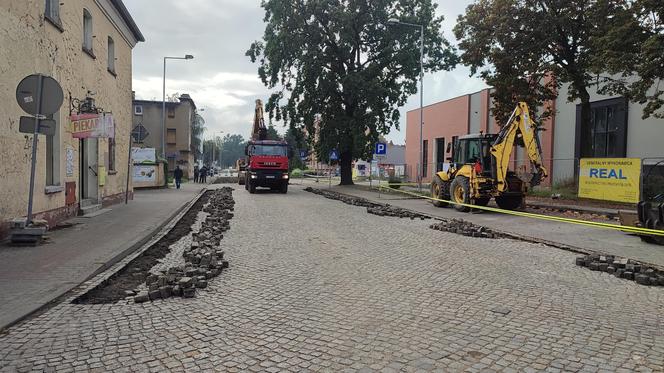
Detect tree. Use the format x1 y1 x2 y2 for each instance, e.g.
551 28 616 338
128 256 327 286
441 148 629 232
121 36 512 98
455 0 612 156
265 124 282 141
202 139 222 166
166 92 181 102
594 0 664 119
248 0 456 184
219 134 248 168
191 111 205 163
284 125 307 170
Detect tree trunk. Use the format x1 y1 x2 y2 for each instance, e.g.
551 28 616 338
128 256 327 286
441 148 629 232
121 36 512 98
578 89 593 158
339 151 354 185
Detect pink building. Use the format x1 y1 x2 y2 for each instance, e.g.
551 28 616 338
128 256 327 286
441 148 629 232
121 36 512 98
405 88 556 185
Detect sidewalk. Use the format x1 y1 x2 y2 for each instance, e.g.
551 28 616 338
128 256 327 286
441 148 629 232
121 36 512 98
0 183 206 330
297 181 664 268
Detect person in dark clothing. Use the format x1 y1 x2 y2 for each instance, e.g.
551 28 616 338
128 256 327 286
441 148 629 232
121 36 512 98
193 165 200 183
199 165 208 183
174 166 184 189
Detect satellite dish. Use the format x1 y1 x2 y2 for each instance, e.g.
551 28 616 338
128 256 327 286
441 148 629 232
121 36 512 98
16 74 64 116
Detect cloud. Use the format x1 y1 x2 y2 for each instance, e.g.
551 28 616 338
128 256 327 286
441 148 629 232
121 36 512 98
125 0 486 145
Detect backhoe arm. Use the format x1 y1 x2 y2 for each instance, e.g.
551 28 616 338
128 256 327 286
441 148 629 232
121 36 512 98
490 102 548 192
252 99 267 141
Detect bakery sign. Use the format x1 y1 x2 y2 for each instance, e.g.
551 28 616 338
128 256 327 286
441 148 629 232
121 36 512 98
69 113 115 138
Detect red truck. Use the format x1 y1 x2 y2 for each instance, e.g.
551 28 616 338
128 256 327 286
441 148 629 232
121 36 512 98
244 139 291 194
243 99 291 193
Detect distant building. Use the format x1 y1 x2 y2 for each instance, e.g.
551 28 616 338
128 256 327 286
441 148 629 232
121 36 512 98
0 0 144 237
405 86 664 185
132 95 197 178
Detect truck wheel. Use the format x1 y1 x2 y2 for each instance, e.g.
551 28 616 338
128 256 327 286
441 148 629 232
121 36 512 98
496 195 523 210
430 175 449 207
248 180 256 194
280 182 288 194
450 176 471 212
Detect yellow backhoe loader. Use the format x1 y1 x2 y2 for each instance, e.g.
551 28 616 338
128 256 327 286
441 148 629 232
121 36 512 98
431 102 548 212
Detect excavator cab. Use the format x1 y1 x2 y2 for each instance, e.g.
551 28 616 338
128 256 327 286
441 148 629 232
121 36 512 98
452 134 496 178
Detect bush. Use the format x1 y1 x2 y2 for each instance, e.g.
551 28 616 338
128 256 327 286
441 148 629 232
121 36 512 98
291 168 303 178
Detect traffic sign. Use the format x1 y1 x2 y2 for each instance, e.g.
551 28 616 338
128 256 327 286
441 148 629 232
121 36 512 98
299 149 308 159
19 116 56 136
131 124 149 143
329 149 339 161
16 74 63 116
375 142 387 156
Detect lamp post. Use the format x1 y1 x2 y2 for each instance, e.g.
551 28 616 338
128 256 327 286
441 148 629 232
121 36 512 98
161 54 194 159
387 18 424 192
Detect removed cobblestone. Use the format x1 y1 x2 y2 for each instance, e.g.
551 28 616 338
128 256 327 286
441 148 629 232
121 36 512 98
576 254 664 286
429 219 505 239
305 187 429 220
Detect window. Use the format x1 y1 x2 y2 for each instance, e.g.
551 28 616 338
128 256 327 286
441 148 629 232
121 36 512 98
45 0 61 27
435 137 445 171
167 106 175 118
108 138 116 171
422 140 429 178
577 98 628 158
167 129 177 144
46 112 61 187
83 9 94 55
107 37 115 74
134 105 143 115
248 145 288 156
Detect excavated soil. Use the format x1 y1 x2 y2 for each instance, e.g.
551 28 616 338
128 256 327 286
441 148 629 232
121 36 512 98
74 191 212 304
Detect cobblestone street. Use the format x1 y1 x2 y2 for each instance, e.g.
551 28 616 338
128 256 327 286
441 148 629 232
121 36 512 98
1 185 663 372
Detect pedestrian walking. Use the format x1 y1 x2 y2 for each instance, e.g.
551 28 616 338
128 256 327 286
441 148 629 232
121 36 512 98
193 165 200 183
174 165 184 189
200 165 208 183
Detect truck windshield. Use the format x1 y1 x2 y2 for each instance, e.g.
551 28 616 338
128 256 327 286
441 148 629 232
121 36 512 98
249 145 287 156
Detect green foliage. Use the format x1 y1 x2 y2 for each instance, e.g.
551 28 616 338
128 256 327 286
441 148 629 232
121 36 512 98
291 168 303 178
191 111 205 162
219 134 248 168
454 0 612 156
248 0 456 184
265 125 282 141
593 0 664 119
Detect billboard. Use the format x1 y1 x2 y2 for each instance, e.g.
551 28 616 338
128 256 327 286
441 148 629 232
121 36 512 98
578 158 641 203
132 147 156 164
133 165 157 183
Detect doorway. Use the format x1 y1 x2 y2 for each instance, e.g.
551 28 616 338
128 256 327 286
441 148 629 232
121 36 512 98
80 138 99 202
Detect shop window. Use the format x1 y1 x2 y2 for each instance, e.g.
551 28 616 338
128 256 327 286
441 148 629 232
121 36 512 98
83 9 94 55
107 36 115 74
46 112 61 187
45 0 61 27
108 138 116 171
422 140 429 178
167 129 177 145
577 98 628 158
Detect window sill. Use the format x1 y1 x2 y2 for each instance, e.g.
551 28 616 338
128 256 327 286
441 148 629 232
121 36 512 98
44 15 64 32
45 185 64 194
107 68 117 77
82 46 96 59
108 170 118 175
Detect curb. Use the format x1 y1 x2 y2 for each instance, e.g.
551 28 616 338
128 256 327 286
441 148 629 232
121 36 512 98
0 188 208 333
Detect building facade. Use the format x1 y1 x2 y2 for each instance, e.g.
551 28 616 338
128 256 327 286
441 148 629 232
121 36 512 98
132 95 197 178
0 0 144 236
405 85 662 186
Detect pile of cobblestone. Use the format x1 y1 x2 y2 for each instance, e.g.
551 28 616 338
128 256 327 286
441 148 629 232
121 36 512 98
134 188 234 302
305 187 429 220
429 219 504 239
576 254 664 286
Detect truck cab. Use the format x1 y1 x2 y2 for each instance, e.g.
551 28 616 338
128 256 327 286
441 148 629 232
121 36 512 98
244 140 291 193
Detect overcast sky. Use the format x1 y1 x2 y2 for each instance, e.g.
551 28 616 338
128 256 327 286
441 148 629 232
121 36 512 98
125 0 487 144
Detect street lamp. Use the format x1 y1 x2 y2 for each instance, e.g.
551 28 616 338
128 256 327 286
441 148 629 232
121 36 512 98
387 18 424 192
161 54 194 158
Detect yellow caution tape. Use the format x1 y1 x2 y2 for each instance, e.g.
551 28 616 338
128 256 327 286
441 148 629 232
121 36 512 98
375 183 664 237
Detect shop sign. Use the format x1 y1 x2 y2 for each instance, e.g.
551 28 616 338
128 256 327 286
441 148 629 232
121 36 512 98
133 165 157 183
578 158 641 203
69 113 115 138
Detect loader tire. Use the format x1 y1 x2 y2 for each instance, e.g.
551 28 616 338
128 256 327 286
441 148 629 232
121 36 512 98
450 176 471 212
430 175 449 207
496 195 524 210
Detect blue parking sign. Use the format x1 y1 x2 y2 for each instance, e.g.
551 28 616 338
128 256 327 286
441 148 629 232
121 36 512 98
329 149 339 161
375 142 387 155
299 149 308 158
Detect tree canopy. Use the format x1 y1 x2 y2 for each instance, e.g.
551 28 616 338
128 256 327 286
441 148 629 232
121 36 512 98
248 0 456 184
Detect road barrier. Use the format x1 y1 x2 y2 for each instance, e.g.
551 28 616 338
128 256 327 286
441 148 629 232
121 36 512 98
374 183 664 237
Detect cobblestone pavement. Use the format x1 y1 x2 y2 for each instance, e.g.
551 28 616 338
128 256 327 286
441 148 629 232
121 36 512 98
1 185 663 372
